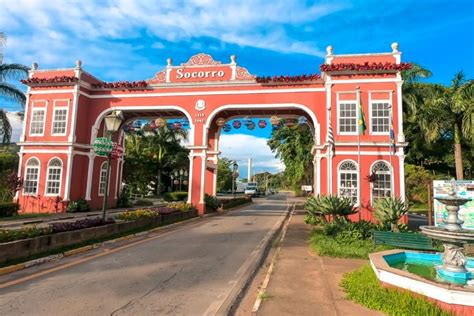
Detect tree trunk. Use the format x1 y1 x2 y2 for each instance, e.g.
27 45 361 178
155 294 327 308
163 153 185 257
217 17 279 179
454 123 464 180
391 222 400 232
157 169 163 196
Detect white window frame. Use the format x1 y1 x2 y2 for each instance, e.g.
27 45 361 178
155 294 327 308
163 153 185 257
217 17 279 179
51 103 69 136
337 99 358 135
98 161 110 196
369 91 392 135
23 157 40 195
45 158 63 196
337 159 359 205
370 160 393 202
29 108 46 136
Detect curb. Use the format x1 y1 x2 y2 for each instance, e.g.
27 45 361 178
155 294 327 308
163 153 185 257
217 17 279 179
0 201 255 277
216 202 294 316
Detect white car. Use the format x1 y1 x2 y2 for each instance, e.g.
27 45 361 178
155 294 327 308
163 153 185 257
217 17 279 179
244 183 258 196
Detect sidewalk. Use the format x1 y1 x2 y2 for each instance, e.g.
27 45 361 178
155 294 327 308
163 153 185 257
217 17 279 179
257 210 383 316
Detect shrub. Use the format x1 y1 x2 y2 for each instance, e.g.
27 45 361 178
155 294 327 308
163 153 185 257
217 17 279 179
405 163 433 203
205 194 220 211
221 197 252 210
116 209 159 221
163 191 188 202
0 226 52 243
167 202 195 212
67 199 91 213
51 217 114 233
373 197 409 232
117 187 132 208
134 199 153 206
305 195 357 224
0 202 19 217
341 264 451 315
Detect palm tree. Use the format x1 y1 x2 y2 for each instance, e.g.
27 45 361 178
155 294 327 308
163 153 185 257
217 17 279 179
0 63 29 105
409 73 473 179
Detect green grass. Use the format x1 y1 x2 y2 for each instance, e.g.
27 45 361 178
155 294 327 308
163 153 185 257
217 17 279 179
259 291 272 300
0 213 52 221
310 229 391 259
341 264 452 316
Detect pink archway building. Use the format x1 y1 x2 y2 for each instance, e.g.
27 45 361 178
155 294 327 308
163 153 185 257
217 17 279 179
17 43 409 219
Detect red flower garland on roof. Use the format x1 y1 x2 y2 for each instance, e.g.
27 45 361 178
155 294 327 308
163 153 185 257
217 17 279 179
20 76 78 85
92 81 148 89
256 73 320 83
320 62 412 73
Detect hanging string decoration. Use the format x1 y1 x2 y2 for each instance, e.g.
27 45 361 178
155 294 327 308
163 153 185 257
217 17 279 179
223 124 231 133
258 120 267 128
233 120 242 129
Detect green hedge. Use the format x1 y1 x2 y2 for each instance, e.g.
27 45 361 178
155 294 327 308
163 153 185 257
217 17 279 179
67 199 91 213
164 191 188 202
0 226 52 243
0 202 19 217
341 264 451 316
134 199 154 206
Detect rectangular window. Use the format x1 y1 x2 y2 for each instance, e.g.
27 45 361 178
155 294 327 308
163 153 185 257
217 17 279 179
338 102 357 134
30 109 45 135
24 167 39 194
371 102 390 134
46 168 61 195
99 163 108 196
52 108 68 135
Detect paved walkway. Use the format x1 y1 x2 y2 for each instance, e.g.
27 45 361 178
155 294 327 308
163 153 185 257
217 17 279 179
257 210 383 316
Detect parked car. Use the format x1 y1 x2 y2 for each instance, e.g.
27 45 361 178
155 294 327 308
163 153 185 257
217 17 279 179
244 182 259 196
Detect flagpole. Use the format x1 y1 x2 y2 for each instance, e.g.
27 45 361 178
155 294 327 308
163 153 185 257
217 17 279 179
357 86 361 221
389 104 394 197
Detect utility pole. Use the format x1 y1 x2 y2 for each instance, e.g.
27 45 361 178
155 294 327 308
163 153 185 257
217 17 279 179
247 158 252 182
0 32 4 64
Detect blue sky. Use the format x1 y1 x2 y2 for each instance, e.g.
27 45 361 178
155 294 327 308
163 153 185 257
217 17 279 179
1 0 473 174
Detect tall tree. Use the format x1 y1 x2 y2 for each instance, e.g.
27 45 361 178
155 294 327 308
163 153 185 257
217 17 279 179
267 124 313 190
216 157 234 192
0 63 29 105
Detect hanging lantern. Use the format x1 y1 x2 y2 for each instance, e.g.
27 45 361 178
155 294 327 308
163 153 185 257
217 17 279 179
155 117 166 128
270 115 280 126
298 116 308 125
216 117 226 127
247 121 255 130
173 122 182 130
233 120 241 129
223 124 231 132
258 119 267 128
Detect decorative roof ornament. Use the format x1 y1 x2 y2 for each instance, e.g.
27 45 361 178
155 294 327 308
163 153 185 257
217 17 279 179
326 45 333 56
391 42 399 53
181 53 221 66
148 70 167 84
75 60 82 69
235 66 256 80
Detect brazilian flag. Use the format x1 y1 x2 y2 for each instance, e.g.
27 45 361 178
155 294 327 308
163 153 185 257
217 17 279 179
358 101 367 135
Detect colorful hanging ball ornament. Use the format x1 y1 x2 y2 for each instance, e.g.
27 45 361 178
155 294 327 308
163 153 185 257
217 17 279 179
181 119 190 127
149 121 157 129
173 122 182 130
216 117 226 127
258 119 267 128
155 117 166 128
167 122 174 129
285 119 296 127
243 116 251 125
122 124 129 132
233 120 241 129
298 116 308 125
270 115 280 126
247 121 256 130
223 124 231 133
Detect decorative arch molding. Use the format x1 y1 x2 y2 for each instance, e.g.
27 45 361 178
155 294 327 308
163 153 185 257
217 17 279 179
203 103 321 146
90 105 196 145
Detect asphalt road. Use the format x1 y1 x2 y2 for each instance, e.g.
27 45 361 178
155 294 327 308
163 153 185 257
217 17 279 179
0 194 289 316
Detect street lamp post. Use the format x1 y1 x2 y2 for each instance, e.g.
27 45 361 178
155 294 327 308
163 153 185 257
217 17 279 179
101 111 124 220
179 169 184 191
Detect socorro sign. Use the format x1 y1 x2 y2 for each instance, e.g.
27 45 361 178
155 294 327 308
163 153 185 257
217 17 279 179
176 68 226 79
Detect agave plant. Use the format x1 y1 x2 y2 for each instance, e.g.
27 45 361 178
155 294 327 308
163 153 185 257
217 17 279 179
305 195 356 224
373 197 409 232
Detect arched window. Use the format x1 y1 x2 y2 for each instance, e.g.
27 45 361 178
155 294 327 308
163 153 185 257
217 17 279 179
338 160 358 204
99 162 108 196
24 158 40 194
46 158 62 195
372 161 392 200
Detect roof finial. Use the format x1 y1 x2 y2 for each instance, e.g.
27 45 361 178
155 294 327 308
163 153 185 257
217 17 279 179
230 54 236 64
167 58 172 67
31 62 38 70
391 42 399 53
326 45 333 56
75 60 82 68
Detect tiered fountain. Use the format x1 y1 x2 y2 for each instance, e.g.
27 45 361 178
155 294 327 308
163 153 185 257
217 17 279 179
369 181 474 315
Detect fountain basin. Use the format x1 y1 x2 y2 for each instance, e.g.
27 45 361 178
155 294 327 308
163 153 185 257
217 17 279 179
370 250 474 316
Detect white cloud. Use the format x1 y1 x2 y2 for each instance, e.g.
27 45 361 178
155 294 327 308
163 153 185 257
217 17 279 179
219 134 284 175
0 0 347 77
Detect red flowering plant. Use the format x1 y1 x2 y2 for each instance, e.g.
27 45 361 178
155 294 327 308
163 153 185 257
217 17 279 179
7 172 23 203
20 76 78 86
320 62 412 73
256 73 321 84
92 81 148 89
366 172 377 183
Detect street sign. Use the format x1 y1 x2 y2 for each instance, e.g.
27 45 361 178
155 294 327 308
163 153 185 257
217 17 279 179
93 137 113 157
433 180 474 230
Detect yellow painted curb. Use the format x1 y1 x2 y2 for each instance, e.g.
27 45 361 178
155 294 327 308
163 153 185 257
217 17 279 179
114 235 135 243
63 245 93 257
0 263 26 276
